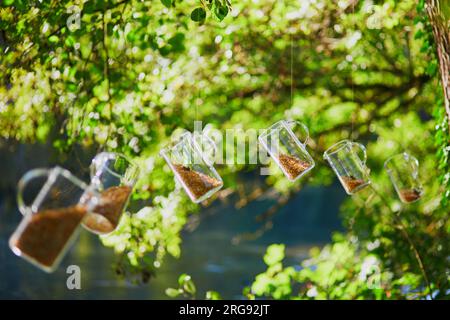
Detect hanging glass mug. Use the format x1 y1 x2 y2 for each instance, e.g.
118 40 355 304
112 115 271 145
323 140 371 194
160 131 223 203
82 152 139 235
258 120 315 181
9 166 98 272
384 152 423 203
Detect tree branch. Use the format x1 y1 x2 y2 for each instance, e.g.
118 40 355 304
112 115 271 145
426 0 450 130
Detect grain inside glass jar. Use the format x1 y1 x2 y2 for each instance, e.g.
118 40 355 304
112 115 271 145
83 185 132 234
341 176 366 193
398 188 422 203
174 164 222 200
12 205 87 268
278 153 312 180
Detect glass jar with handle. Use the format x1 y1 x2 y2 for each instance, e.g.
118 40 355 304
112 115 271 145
323 140 371 195
160 131 223 203
384 152 423 203
82 152 139 235
259 120 315 181
9 166 98 272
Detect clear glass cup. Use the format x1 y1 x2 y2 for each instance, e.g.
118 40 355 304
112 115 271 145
82 152 139 235
323 139 371 194
384 152 423 203
258 120 315 181
160 131 223 203
9 166 98 273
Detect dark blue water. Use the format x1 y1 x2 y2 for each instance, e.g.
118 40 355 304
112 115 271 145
0 142 345 299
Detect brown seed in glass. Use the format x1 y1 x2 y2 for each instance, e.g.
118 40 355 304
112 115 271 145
341 176 366 193
13 205 87 268
278 153 312 180
174 164 222 200
83 185 132 234
399 188 422 203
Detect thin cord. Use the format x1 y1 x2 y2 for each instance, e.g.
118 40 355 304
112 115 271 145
290 33 293 106
350 1 355 140
193 89 198 133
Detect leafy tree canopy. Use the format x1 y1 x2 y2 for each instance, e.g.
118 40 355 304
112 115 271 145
0 0 448 298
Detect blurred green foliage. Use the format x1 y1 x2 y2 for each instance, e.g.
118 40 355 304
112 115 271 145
0 0 448 298
245 238 424 300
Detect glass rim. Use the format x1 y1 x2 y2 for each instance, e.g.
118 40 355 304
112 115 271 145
383 152 417 171
159 131 193 156
91 152 138 183
20 166 92 216
159 131 213 159
258 119 289 140
323 139 351 159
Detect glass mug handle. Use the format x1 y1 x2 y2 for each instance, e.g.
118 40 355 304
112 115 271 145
90 152 113 187
351 142 367 164
17 168 51 215
408 154 420 179
286 120 310 144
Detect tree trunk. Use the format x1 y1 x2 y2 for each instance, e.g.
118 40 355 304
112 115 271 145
426 0 450 130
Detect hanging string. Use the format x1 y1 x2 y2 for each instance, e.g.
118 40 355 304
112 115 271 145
290 32 293 107
290 31 297 140
195 88 198 125
350 1 356 141
194 78 200 133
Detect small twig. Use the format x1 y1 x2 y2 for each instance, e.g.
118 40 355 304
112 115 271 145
232 220 273 245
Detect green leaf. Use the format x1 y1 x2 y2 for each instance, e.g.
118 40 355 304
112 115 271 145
184 280 196 294
178 274 196 295
36 124 50 142
160 0 172 8
168 33 185 53
251 273 271 295
214 4 229 21
191 7 206 22
3 0 15 6
65 35 76 47
165 288 181 298
126 31 136 42
206 291 222 300
263 244 285 266
426 62 437 76
93 79 110 102
48 35 59 43
178 273 191 286
159 46 171 56
66 82 78 92
416 0 425 11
